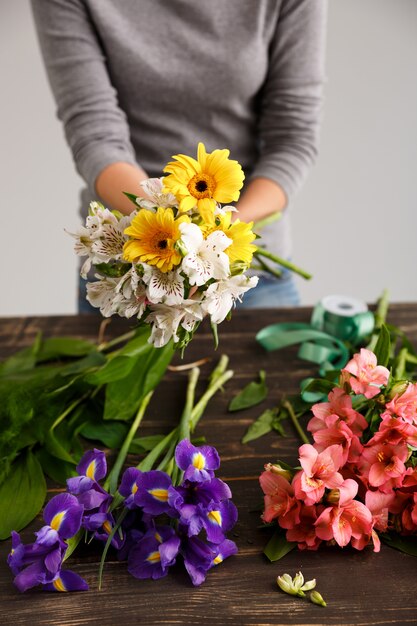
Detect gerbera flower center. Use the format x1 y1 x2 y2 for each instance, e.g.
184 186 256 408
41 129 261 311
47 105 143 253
187 173 216 199
157 238 168 249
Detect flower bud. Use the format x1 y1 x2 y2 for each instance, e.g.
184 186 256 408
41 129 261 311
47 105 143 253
310 590 327 607
264 463 293 481
388 381 409 400
293 571 304 590
277 574 295 595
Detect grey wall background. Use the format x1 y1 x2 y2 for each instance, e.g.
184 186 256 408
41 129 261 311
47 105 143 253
1 0 416 316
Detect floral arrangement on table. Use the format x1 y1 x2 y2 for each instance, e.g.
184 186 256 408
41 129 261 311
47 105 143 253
69 142 309 350
258 324 417 560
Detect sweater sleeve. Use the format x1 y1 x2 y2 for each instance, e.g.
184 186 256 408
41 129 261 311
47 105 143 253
250 0 328 202
31 0 137 195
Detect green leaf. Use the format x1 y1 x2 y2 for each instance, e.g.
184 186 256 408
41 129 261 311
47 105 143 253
36 448 77 484
80 420 128 448
104 341 174 421
0 451 47 539
129 434 165 454
228 370 268 412
123 191 141 207
264 529 296 562
0 332 42 377
64 528 84 562
242 408 278 444
36 337 97 362
373 323 391 367
44 429 77 465
94 262 131 278
58 351 106 377
381 533 417 557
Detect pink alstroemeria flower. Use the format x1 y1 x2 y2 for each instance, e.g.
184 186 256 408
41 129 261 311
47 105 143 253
312 416 363 466
308 388 368 435
259 469 300 529
384 382 417 424
285 504 323 551
365 489 395 532
293 444 344 505
370 414 417 448
315 484 374 551
359 442 408 492
342 349 389 399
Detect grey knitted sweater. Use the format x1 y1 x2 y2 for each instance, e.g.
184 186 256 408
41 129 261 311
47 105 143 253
31 0 327 258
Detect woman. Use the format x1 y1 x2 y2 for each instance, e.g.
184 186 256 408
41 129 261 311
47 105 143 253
31 0 327 310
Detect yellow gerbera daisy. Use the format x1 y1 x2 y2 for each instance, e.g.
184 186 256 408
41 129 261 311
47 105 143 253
123 208 189 273
163 143 245 222
202 212 257 266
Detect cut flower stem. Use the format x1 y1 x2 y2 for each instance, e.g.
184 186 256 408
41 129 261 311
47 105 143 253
283 400 310 445
255 248 312 280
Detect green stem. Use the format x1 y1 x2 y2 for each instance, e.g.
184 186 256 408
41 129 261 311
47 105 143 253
283 400 310 445
97 330 136 353
50 391 90 431
98 508 128 590
179 367 200 441
253 212 282 231
374 288 390 328
190 369 234 431
395 347 408 380
105 391 153 494
138 428 179 473
254 255 283 279
255 248 312 280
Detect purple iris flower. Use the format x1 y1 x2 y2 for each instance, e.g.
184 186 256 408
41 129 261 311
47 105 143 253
178 499 238 543
66 449 120 545
180 535 238 587
127 525 180 580
169 477 232 512
180 535 215 587
121 470 174 516
119 467 142 509
7 493 87 593
76 448 107 481
43 569 89 592
175 440 220 483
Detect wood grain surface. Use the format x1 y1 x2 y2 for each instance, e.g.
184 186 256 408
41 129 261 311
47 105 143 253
1 306 417 626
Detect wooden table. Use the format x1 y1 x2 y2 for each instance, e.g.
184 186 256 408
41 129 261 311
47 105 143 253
1 306 417 626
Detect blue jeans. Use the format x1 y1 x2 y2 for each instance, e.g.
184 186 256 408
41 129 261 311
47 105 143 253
239 271 300 309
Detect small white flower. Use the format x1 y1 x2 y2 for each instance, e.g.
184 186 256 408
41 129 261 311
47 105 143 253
137 177 178 209
86 276 120 317
180 222 232 286
113 267 147 319
91 214 133 262
146 300 203 347
277 572 316 598
202 275 259 323
142 265 185 306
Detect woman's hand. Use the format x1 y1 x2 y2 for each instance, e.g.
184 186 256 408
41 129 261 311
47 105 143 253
95 162 150 214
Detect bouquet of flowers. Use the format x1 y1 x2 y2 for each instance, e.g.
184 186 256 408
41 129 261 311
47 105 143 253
69 143 308 350
259 332 417 558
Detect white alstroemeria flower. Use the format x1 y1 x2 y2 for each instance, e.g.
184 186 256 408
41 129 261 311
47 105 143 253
146 300 203 347
142 265 185 306
137 177 178 209
202 275 259 323
91 214 133 261
85 203 119 237
179 222 232 286
86 276 120 317
113 267 147 319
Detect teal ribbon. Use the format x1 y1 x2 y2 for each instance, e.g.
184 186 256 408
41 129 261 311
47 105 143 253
256 300 375 403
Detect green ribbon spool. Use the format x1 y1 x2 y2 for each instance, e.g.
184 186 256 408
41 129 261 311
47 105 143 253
256 295 375 403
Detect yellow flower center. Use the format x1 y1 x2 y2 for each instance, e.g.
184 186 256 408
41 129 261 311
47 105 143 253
147 551 161 564
187 173 216 199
